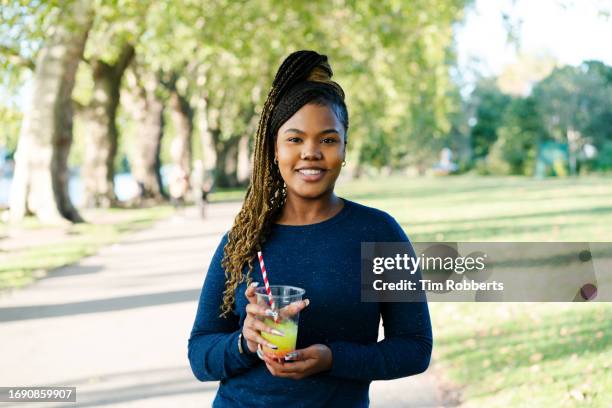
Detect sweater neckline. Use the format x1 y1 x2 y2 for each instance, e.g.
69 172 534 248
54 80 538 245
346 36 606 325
273 198 352 232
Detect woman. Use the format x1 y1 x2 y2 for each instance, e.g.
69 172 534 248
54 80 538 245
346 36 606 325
188 50 432 407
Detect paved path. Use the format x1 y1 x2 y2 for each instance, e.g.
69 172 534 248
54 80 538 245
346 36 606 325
0 202 456 407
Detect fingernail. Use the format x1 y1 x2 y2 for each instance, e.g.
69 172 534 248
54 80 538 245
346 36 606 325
256 346 265 360
250 282 259 288
285 352 297 360
267 343 278 350
265 309 278 318
270 329 284 336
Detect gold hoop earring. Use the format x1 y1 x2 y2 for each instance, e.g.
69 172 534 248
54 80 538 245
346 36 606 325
274 157 278 165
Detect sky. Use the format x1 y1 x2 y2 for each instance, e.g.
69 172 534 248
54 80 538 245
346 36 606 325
454 0 612 78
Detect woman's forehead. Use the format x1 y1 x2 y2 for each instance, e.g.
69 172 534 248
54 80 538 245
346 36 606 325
279 104 342 132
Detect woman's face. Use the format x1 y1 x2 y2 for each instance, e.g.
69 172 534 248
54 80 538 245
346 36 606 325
275 103 346 201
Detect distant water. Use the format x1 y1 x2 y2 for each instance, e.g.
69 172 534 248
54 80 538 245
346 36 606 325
0 173 141 208
0 176 11 207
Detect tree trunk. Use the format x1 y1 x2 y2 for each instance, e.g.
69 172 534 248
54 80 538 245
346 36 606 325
129 73 166 201
196 97 217 175
81 44 134 208
9 1 93 223
213 133 239 188
168 85 193 199
349 139 364 179
235 111 258 185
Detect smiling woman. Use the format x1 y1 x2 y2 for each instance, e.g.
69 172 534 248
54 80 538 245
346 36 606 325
188 50 433 407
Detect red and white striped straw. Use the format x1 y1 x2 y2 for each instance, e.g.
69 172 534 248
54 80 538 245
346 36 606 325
257 251 276 315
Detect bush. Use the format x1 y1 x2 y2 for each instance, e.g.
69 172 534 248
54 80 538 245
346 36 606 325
485 139 512 175
596 141 612 171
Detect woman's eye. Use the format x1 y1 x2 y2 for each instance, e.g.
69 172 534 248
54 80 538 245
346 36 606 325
323 138 338 144
288 137 302 143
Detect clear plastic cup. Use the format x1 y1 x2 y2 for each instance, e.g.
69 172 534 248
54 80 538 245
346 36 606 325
255 285 305 360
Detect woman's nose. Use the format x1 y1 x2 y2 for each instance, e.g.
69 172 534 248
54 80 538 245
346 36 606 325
300 141 322 160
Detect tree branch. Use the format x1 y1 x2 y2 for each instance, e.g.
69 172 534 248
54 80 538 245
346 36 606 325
113 43 135 78
0 44 35 70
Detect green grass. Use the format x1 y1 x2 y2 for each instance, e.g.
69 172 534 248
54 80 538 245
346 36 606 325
338 175 612 407
208 187 247 202
430 303 611 407
337 175 612 242
0 205 173 290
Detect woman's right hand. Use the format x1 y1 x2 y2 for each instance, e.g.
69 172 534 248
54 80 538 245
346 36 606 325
242 282 284 353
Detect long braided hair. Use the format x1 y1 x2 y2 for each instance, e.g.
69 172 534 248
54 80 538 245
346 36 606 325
219 50 348 317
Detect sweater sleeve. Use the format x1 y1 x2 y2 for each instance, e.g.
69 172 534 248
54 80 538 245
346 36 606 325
326 214 433 381
188 233 260 382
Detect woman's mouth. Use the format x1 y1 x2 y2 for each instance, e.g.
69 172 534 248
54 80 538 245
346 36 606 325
296 168 326 182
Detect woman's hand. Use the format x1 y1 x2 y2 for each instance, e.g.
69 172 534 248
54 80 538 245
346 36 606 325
243 282 283 353
262 344 332 380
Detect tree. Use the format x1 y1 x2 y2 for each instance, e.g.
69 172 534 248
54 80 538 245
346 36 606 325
494 96 547 175
496 53 556 96
75 0 152 207
79 43 135 207
9 0 94 223
136 0 472 183
468 78 512 159
532 61 612 173
123 63 166 201
328 0 471 171
4 0 477 209
166 72 194 195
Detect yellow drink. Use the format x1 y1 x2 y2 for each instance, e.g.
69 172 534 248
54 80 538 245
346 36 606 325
260 318 298 358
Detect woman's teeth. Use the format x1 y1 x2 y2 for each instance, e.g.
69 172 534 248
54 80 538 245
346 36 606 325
298 169 323 175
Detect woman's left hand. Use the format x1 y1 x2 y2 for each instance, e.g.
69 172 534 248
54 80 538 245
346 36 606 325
262 344 332 380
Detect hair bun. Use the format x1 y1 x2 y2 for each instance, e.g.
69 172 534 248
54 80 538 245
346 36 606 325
307 62 345 100
307 63 333 82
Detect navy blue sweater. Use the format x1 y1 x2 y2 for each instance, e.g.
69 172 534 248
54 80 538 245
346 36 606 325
188 198 433 407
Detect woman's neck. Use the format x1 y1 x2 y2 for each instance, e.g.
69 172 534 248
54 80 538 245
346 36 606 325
276 193 344 226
